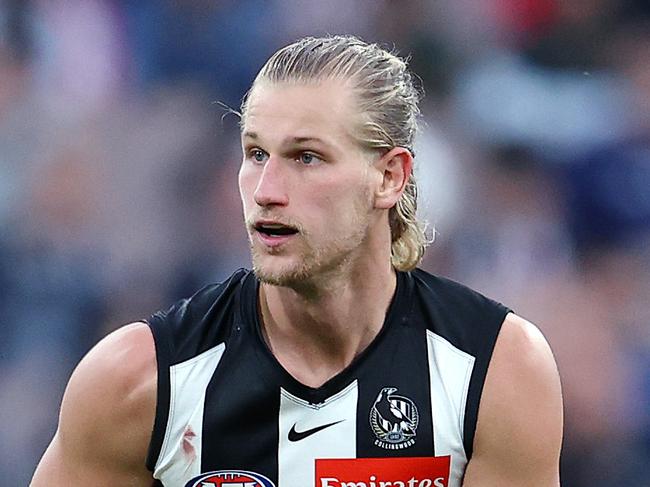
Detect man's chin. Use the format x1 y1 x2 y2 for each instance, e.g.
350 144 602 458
253 266 307 288
252 257 313 288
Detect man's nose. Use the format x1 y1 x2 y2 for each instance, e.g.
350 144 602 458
254 157 289 207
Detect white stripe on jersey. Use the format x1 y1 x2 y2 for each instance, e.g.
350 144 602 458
278 380 358 486
427 330 475 486
154 343 227 485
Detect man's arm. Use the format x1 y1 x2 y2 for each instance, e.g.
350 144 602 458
31 322 157 487
463 313 563 487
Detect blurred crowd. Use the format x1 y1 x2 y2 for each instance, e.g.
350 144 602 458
1 0 649 485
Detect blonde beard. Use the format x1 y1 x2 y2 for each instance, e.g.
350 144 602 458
250 223 370 290
247 183 375 290
250 200 374 290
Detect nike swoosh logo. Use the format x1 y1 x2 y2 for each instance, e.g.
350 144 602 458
288 419 345 442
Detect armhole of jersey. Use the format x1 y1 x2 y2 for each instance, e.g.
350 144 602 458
145 315 173 473
462 308 511 458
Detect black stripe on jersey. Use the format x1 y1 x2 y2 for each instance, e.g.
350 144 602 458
199 316 281 480
462 309 508 457
354 272 435 457
145 315 172 473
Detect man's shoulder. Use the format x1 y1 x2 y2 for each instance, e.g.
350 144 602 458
51 322 157 475
463 313 563 485
61 322 157 431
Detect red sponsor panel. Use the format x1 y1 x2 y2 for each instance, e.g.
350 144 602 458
315 456 450 487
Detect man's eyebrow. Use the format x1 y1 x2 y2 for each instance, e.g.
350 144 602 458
242 132 331 147
290 136 326 144
284 136 336 150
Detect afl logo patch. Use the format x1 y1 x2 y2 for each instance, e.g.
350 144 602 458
370 387 419 449
184 470 275 487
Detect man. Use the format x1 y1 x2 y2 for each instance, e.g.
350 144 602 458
32 36 563 487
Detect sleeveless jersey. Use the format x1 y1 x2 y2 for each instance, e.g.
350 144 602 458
145 268 510 487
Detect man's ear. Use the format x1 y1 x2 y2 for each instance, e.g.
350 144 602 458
374 147 413 210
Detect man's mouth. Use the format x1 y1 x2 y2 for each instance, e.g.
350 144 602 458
254 222 299 238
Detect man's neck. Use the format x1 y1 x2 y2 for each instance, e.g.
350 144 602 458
259 261 397 388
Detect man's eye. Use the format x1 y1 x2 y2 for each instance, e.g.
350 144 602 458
298 152 321 165
250 149 268 163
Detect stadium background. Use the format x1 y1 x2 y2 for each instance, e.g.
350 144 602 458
1 0 649 485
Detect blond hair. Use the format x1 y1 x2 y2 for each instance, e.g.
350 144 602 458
242 35 429 271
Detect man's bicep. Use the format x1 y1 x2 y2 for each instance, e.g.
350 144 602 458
32 433 156 486
463 314 563 487
30 322 157 487
32 434 132 486
31 435 80 485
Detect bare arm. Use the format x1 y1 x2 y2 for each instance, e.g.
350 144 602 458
463 314 563 487
31 322 157 487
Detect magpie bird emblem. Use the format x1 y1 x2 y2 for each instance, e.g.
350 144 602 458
369 387 419 449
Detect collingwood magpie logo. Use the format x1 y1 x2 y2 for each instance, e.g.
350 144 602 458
370 387 419 449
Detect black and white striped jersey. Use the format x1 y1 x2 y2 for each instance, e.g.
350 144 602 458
145 268 510 487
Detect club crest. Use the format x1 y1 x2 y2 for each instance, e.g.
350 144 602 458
184 470 275 487
369 387 419 449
